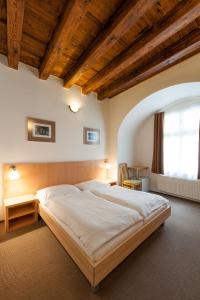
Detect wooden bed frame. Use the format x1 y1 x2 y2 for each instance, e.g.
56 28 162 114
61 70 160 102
38 205 171 289
3 160 171 289
3 160 106 198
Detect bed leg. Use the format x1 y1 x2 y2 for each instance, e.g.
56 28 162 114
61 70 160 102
91 284 100 293
160 222 165 227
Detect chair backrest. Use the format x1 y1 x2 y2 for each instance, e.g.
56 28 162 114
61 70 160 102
119 163 129 184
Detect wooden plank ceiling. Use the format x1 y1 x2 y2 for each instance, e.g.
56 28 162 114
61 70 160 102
0 0 200 100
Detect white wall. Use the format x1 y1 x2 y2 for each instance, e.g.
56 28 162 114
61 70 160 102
0 55 109 220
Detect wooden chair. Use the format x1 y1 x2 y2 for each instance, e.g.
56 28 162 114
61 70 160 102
119 163 141 190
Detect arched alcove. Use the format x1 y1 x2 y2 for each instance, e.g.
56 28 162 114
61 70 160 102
117 82 200 168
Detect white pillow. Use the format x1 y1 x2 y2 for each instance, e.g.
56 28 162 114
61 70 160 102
75 180 109 191
36 184 80 204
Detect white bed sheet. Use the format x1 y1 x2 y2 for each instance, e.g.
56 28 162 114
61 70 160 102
90 186 169 219
40 204 143 262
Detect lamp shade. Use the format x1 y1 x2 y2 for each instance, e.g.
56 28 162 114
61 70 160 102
9 166 20 180
69 102 80 113
105 163 111 170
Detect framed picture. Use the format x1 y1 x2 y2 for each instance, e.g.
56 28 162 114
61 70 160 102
27 117 55 143
83 127 100 145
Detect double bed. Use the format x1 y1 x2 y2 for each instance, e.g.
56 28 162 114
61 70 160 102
37 181 171 290
3 161 171 290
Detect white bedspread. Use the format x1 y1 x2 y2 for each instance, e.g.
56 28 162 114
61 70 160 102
91 186 169 218
45 191 142 256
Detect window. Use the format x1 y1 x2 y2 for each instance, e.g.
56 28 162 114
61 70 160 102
164 103 200 180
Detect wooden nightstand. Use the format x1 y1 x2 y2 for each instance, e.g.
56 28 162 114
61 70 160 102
4 195 38 232
109 180 117 186
99 179 117 186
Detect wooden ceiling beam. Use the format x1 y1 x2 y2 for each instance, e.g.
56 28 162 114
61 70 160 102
64 0 157 88
39 0 91 80
7 0 25 69
82 1 200 95
98 29 200 100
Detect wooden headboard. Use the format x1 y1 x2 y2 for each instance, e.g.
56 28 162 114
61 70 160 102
3 160 105 198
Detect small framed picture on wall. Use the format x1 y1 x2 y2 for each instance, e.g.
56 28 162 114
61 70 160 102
27 117 55 142
83 127 100 145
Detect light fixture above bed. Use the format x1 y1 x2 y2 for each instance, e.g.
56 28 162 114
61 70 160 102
104 159 111 179
104 159 111 170
9 165 20 180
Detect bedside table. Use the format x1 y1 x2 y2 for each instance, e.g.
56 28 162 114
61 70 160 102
4 194 38 232
99 179 117 186
109 181 117 186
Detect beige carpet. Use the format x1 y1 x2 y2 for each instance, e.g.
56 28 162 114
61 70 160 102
0 195 200 300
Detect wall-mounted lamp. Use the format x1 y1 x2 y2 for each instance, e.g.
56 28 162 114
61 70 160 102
104 160 111 170
9 165 20 180
104 159 111 179
69 102 80 113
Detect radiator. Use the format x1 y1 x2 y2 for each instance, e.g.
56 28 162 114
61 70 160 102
156 175 200 201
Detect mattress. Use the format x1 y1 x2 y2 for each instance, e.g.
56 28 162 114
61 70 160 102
41 203 169 263
40 204 143 262
38 185 169 263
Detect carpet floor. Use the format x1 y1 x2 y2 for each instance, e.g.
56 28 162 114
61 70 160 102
0 195 200 300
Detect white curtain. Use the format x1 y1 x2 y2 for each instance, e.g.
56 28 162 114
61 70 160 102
164 104 200 180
